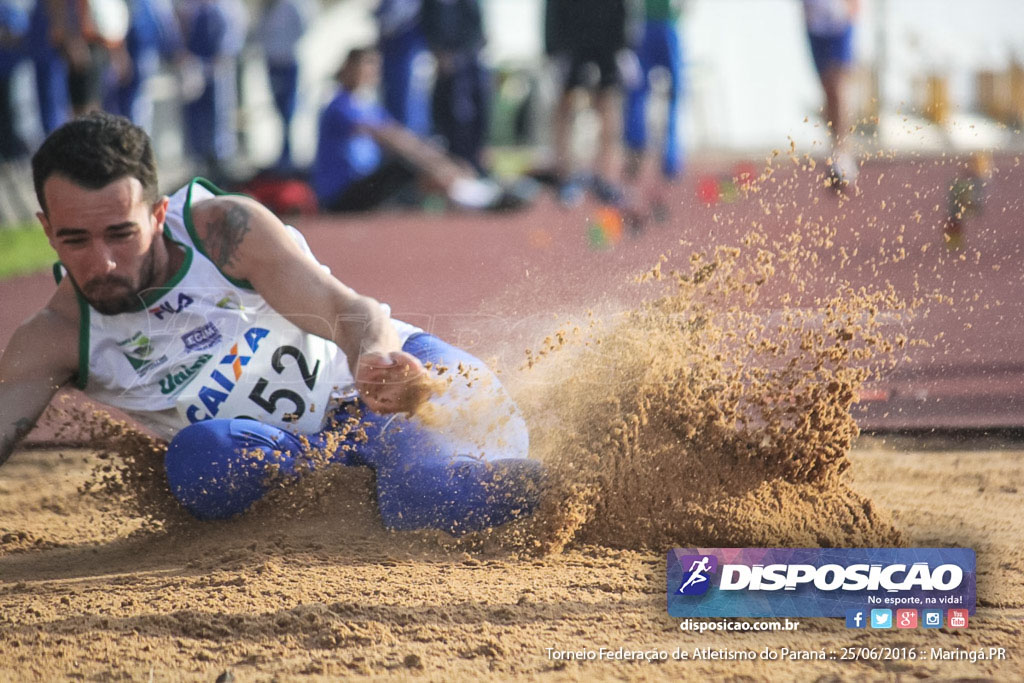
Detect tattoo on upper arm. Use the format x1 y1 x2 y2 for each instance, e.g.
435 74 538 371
204 204 252 270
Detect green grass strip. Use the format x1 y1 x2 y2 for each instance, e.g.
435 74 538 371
0 225 55 281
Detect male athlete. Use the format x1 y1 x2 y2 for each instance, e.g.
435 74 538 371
0 112 540 533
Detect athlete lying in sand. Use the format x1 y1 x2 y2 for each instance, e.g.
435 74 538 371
0 113 540 533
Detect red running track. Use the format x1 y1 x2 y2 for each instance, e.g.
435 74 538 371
2 154 1022 431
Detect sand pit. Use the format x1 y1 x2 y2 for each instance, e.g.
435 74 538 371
0 439 1021 680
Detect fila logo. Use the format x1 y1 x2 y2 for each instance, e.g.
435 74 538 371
149 293 195 319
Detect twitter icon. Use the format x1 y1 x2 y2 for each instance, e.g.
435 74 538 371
870 609 893 629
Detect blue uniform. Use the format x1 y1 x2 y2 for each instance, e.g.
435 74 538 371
181 0 245 171
105 0 181 131
624 18 684 179
312 87 391 206
1 1 29 160
257 0 307 169
27 0 70 134
807 25 853 76
422 0 489 174
803 0 855 75
0 2 27 74
376 0 429 136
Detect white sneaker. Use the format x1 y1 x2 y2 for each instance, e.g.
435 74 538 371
829 151 859 190
448 178 502 210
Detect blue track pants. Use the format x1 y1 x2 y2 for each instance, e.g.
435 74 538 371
164 334 540 534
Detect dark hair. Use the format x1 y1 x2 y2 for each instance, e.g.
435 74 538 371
32 112 159 213
336 47 377 82
346 47 374 64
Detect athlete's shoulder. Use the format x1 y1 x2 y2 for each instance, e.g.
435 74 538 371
189 191 256 222
189 193 267 245
189 192 288 279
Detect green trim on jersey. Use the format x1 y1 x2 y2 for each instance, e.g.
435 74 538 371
52 262 64 285
75 291 90 389
183 177 256 291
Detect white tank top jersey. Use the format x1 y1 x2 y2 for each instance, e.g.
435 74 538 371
62 178 422 441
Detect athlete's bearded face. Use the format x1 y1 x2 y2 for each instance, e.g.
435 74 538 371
38 175 169 315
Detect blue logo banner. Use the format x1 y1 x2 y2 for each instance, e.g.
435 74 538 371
667 548 975 618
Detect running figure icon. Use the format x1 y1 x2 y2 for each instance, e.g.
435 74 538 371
678 556 712 594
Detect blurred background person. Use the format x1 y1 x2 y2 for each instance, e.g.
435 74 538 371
0 0 29 163
375 0 429 136
421 0 489 175
623 0 684 222
545 0 637 208
0 0 35 225
256 0 310 172
802 0 859 189
49 0 130 116
27 0 69 132
313 48 520 213
103 0 181 132
178 0 248 183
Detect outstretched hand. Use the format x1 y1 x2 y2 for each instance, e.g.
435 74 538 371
355 351 434 415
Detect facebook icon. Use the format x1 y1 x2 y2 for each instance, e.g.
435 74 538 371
845 609 866 628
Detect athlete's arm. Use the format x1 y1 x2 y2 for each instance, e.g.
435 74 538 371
190 195 430 414
0 296 79 467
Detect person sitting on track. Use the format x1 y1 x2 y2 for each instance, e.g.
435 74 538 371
0 112 541 534
313 47 516 213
